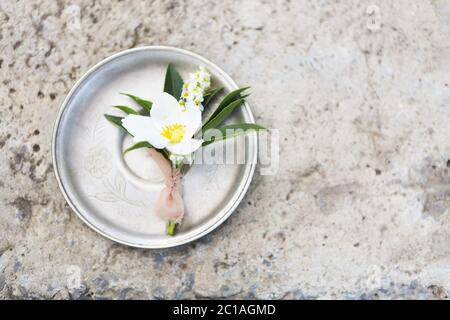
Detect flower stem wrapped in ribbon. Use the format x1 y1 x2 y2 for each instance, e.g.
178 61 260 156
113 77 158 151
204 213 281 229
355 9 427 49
105 64 266 236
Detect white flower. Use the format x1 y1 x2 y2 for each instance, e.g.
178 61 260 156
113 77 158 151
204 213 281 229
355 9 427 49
121 92 203 155
179 66 211 111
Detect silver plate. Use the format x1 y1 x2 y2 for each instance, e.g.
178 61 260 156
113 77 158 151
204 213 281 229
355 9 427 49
52 46 257 248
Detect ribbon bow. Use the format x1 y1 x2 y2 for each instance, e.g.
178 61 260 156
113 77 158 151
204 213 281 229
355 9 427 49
148 148 184 223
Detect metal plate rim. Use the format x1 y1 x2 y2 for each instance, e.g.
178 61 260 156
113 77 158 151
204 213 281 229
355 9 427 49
52 45 257 249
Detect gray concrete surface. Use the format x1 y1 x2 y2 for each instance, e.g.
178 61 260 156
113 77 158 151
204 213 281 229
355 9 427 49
1 0 450 299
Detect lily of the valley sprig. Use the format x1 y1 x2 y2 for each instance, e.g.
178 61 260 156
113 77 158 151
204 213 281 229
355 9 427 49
104 63 266 236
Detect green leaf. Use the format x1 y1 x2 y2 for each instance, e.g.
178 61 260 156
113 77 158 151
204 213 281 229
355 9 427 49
113 105 138 115
123 142 171 161
210 87 249 119
123 141 152 155
202 123 267 147
203 87 224 108
201 87 249 131
202 98 246 132
104 114 129 134
160 148 170 161
164 63 184 99
120 93 152 113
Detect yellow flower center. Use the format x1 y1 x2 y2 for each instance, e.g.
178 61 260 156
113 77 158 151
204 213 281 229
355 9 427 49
160 123 186 143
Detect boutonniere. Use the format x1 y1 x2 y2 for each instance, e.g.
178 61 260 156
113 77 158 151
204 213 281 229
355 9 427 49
104 64 265 235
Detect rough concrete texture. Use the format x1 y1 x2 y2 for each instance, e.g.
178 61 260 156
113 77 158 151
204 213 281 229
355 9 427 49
1 0 450 299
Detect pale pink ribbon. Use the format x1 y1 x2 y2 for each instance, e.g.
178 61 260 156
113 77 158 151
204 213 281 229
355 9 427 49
148 148 184 222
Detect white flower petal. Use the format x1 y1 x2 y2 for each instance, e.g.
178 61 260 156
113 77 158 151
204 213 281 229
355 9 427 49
166 138 203 155
179 106 202 138
121 115 168 149
150 92 183 127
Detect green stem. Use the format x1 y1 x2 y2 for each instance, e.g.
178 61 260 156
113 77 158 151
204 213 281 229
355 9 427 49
167 221 177 236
